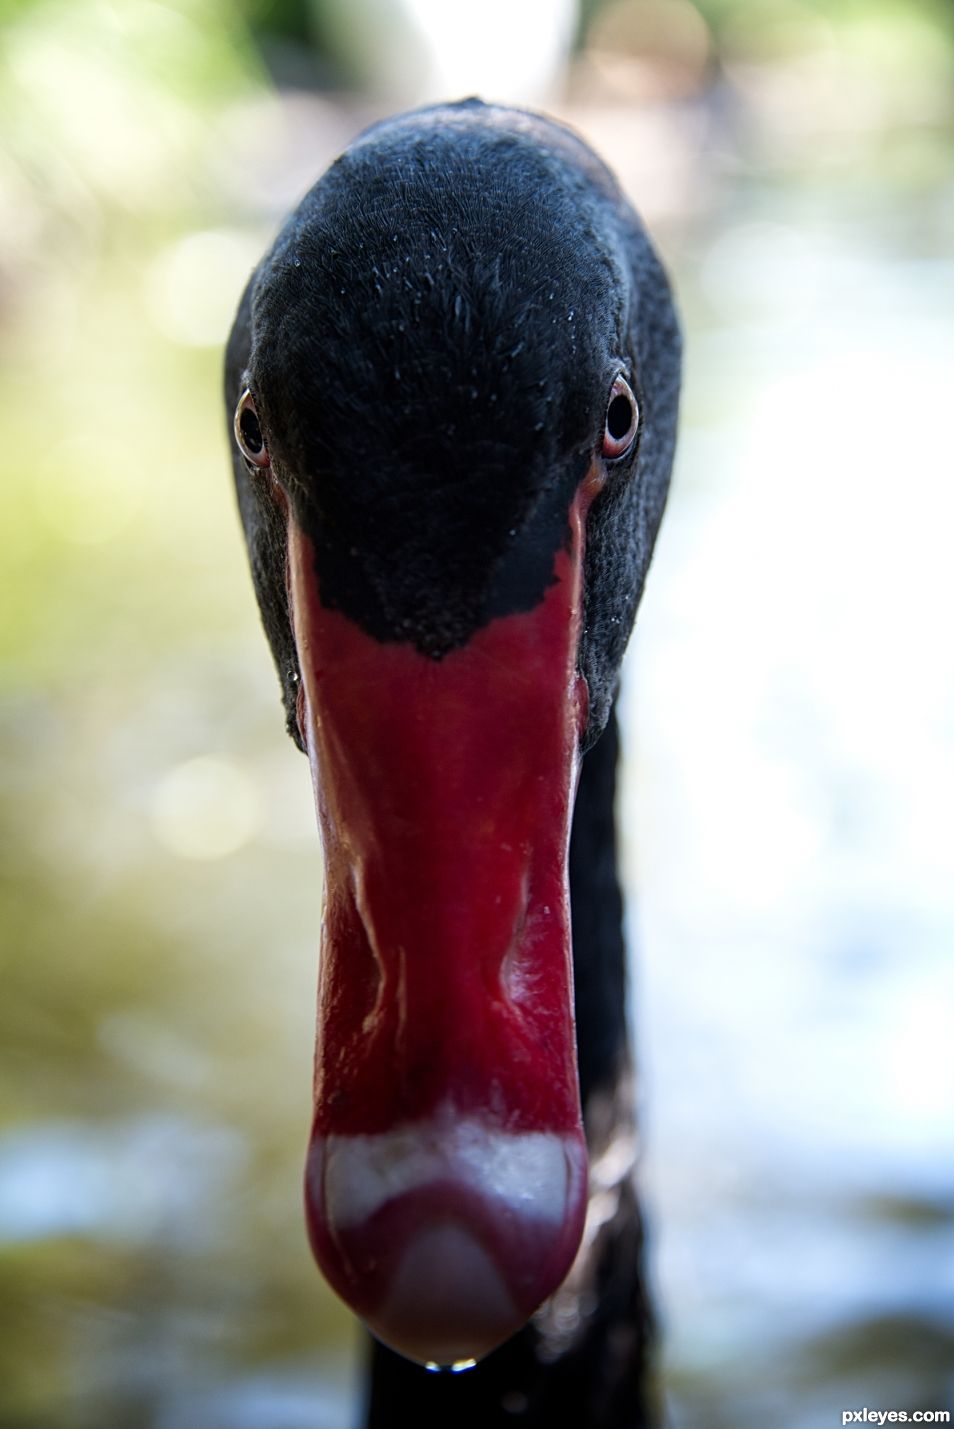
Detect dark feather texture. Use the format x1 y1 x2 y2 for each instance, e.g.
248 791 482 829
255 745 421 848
225 99 680 751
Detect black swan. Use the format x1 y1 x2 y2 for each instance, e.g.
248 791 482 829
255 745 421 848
225 99 681 1428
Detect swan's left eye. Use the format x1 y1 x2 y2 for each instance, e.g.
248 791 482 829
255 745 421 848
234 389 270 468
601 376 639 460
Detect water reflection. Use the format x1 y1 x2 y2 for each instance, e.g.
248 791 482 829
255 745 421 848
0 1118 246 1244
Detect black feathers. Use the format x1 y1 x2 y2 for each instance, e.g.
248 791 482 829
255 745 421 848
225 98 680 748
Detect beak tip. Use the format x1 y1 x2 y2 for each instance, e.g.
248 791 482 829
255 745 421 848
367 1220 522 1366
304 1121 588 1364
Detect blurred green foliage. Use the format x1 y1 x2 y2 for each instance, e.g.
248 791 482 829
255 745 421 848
0 6 359 1423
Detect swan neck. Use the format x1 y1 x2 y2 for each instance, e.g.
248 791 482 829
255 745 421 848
569 702 631 1118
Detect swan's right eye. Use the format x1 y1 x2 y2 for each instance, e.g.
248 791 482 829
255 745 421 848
234 389 270 468
601 375 639 461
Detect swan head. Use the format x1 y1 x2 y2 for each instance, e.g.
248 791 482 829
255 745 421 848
225 99 680 1367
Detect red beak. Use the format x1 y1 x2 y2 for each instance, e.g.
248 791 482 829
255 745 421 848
288 487 596 1366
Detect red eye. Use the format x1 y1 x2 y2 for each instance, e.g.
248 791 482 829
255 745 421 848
601 375 639 460
234 389 270 468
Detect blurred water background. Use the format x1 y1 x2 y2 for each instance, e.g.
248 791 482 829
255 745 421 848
1 1 952 1425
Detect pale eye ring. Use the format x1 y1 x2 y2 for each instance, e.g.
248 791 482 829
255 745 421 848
601 375 639 460
234 389 269 468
